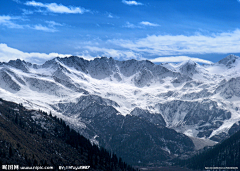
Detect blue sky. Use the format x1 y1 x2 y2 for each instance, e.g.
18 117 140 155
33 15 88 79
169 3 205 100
0 0 240 64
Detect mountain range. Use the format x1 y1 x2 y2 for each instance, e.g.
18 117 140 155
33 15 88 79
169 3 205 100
0 54 240 165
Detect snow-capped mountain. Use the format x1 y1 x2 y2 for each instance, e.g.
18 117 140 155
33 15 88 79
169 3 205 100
217 54 239 68
0 55 240 163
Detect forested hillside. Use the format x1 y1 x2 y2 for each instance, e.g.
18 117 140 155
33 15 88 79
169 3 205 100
176 129 240 170
0 98 136 171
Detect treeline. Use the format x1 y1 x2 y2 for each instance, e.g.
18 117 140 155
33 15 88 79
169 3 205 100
176 130 240 170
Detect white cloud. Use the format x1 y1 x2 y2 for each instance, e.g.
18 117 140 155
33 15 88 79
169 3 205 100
45 21 63 27
25 1 89 14
107 13 113 18
0 43 71 64
22 9 34 15
83 45 213 64
32 21 64 32
105 12 119 19
123 22 137 28
83 46 143 60
73 29 240 63
32 24 57 32
111 29 240 55
150 56 213 64
0 15 24 29
140 21 160 27
122 0 143 6
123 21 142 28
0 15 62 32
123 21 159 29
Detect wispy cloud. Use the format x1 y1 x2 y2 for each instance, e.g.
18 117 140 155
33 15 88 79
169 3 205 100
0 15 62 32
83 46 143 60
25 1 89 14
29 21 62 32
105 12 119 19
140 21 160 27
80 46 213 64
32 24 57 32
45 20 63 27
0 15 24 29
123 21 138 28
108 14 113 18
123 21 159 28
150 56 213 64
122 0 143 6
111 29 240 55
78 29 240 62
22 9 34 15
0 43 71 64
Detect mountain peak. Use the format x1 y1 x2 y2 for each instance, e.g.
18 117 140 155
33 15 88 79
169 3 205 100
184 59 197 65
217 54 239 68
6 59 29 72
42 58 59 68
8 58 27 65
178 60 198 75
